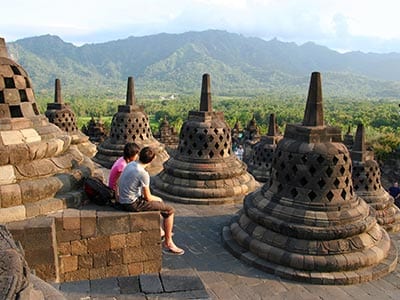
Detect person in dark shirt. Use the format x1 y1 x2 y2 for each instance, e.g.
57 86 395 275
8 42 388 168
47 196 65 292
389 182 400 207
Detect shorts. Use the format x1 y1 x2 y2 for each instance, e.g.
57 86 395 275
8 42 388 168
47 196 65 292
120 196 175 218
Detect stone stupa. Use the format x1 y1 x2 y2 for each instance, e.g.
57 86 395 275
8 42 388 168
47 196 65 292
94 76 169 175
343 125 354 150
0 37 97 223
246 113 283 182
223 72 398 284
45 78 97 158
351 123 400 232
152 74 258 204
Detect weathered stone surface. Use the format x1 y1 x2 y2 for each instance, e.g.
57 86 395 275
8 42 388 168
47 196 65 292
94 76 168 174
0 38 101 222
152 74 258 204
246 113 283 182
223 72 398 285
351 124 400 232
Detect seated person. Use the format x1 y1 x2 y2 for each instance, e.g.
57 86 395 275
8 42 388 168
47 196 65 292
108 142 140 201
389 181 400 207
118 147 184 255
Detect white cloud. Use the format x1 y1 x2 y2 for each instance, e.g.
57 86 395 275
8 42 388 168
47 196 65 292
2 0 400 52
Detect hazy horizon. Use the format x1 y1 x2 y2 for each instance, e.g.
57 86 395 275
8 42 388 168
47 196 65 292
2 0 400 54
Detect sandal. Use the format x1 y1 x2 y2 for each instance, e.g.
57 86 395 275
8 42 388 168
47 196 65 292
162 244 185 256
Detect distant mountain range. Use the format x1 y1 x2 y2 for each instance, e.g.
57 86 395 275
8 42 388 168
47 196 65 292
6 30 400 98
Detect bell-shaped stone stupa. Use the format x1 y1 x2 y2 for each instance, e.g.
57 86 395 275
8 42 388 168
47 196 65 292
351 123 400 232
223 72 398 284
94 77 169 175
0 37 97 223
152 74 258 204
246 113 283 182
45 78 97 158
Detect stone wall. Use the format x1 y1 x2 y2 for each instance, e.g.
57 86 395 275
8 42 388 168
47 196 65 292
7 208 161 283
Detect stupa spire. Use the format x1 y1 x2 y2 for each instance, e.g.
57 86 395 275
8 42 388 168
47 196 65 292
0 37 9 58
267 113 277 136
353 123 366 153
200 73 212 112
126 76 136 106
303 72 324 126
54 78 63 104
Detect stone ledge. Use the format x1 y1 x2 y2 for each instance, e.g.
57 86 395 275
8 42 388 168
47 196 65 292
7 207 162 283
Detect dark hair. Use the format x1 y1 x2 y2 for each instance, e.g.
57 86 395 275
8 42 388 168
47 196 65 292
139 147 156 164
123 143 140 159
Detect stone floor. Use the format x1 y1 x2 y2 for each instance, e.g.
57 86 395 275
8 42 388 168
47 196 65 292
53 201 400 299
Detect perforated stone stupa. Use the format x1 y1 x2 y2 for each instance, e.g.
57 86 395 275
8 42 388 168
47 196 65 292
223 72 398 284
94 76 168 175
45 78 97 158
0 37 98 223
246 113 283 182
152 74 258 204
351 123 400 232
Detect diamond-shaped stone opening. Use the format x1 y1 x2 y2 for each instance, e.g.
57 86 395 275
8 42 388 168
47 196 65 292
288 153 293 160
187 149 192 155
345 177 350 186
317 155 325 164
291 188 298 197
354 184 359 190
333 178 340 188
214 128 219 134
309 165 316 175
326 167 333 177
203 129 208 134
203 143 208 149
197 150 203 156
332 156 339 164
209 151 214 158
220 150 225 156
373 184 378 191
302 154 308 163
300 177 308 186
339 166 346 175
198 134 204 141
341 190 347 200
326 191 334 201
318 179 326 188
192 142 197 148
208 136 214 142
343 155 348 162
219 135 224 142
308 191 317 201
215 143 220 149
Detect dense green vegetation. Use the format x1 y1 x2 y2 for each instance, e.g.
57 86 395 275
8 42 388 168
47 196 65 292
36 92 400 161
10 30 400 160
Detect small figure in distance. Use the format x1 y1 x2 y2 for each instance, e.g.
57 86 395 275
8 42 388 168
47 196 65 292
118 146 184 255
235 144 244 161
389 181 400 207
108 142 140 202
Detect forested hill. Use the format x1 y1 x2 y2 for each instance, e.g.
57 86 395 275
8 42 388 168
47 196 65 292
6 30 400 98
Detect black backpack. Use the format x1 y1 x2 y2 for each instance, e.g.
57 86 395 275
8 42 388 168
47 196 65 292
84 176 115 206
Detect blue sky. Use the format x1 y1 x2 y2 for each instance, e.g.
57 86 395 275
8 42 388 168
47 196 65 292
2 0 400 53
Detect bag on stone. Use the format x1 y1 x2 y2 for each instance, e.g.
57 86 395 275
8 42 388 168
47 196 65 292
84 176 114 206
